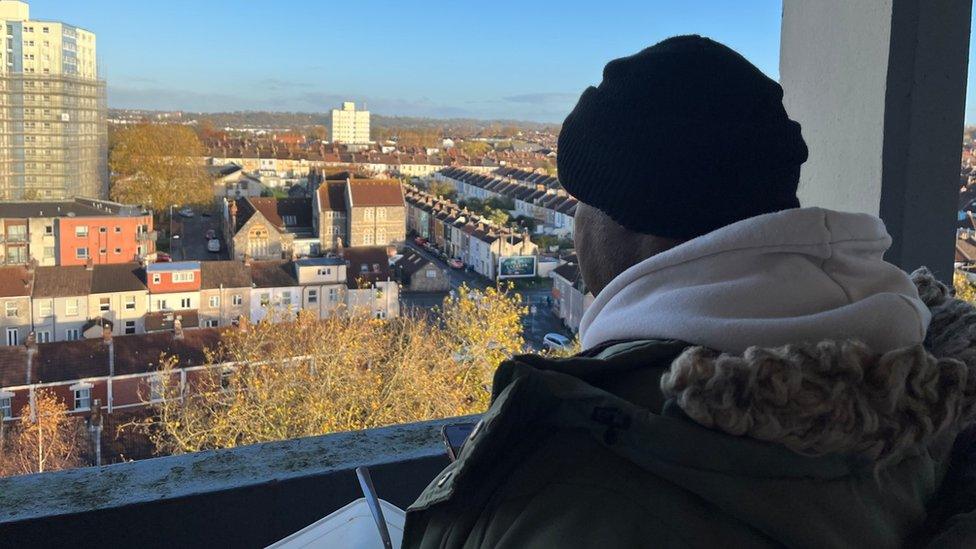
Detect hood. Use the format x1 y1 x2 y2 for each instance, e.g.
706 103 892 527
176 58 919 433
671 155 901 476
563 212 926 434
579 207 931 354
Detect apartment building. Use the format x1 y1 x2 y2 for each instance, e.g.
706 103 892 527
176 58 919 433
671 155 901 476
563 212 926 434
314 180 347 251
0 198 154 266
0 0 107 200
330 101 370 144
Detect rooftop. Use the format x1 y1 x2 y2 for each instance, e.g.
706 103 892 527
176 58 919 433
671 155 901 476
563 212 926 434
0 198 147 219
347 179 405 208
147 261 201 273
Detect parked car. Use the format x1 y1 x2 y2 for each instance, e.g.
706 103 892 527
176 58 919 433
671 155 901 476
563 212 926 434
204 229 216 240
178 207 194 218
207 239 221 253
448 258 464 269
155 252 172 262
543 333 572 351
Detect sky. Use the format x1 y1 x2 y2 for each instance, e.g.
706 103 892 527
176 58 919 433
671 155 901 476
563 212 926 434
21 1 976 124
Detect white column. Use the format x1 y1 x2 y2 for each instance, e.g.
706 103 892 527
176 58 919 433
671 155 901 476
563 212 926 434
780 0 971 280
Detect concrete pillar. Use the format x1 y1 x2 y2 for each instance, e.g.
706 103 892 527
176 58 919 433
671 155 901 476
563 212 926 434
780 0 971 280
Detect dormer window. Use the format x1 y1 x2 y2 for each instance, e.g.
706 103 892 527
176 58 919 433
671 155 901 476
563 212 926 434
172 272 195 283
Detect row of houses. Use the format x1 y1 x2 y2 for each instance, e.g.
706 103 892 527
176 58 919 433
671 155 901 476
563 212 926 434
403 185 538 280
0 248 401 348
433 167 577 236
0 197 155 267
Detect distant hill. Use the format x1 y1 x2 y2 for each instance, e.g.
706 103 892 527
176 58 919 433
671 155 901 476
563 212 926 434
108 109 558 134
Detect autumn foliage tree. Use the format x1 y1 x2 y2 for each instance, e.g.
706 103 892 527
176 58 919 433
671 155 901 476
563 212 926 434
132 285 526 455
109 123 213 212
0 389 87 477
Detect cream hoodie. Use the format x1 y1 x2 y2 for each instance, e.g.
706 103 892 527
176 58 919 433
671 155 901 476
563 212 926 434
578 207 931 354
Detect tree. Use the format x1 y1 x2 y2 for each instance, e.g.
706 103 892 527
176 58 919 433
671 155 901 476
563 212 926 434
109 123 213 213
0 389 87 477
955 271 976 303
459 141 492 157
131 286 527 455
428 180 457 200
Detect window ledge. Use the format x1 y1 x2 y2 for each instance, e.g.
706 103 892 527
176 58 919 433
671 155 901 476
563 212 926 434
0 415 476 545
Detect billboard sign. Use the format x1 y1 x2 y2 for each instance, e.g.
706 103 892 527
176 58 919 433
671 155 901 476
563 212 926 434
498 255 537 279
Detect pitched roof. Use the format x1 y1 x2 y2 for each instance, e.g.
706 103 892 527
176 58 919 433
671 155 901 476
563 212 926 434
201 260 252 289
91 263 147 294
394 248 434 278
343 246 392 289
317 180 347 212
348 179 405 208
552 262 580 282
249 260 298 288
0 328 226 385
237 197 313 232
32 265 92 298
0 266 31 298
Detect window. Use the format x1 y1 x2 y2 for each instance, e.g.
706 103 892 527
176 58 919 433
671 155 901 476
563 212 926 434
99 248 107 255
308 289 318 304
44 224 53 235
232 294 243 306
209 296 219 308
76 247 88 259
260 293 270 307
114 226 122 233
43 246 54 259
65 328 80 341
377 207 387 220
125 296 136 310
98 226 107 234
426 269 437 278
173 272 195 283
317 267 333 276
0 396 11 419
73 387 91 411
180 298 191 308
282 292 292 307
203 319 218 328
156 299 168 310
282 215 297 225
124 320 136 335
66 299 79 316
99 297 110 312
329 288 339 302
75 225 88 237
114 247 122 255
152 273 161 284
5 328 17 346
5 302 18 318
36 330 50 343
376 228 387 243
364 208 374 221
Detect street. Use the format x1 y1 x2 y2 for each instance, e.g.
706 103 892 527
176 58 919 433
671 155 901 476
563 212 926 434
398 241 570 351
169 208 229 261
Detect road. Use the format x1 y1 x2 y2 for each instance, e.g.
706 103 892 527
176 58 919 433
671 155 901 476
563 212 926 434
170 209 229 261
398 241 569 350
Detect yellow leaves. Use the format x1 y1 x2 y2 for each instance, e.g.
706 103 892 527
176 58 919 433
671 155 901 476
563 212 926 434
135 288 528 455
954 271 976 304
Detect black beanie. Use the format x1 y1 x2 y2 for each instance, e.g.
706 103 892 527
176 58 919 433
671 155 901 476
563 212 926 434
558 35 808 239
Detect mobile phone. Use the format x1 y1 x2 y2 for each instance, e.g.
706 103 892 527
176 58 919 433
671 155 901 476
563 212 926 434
442 422 476 462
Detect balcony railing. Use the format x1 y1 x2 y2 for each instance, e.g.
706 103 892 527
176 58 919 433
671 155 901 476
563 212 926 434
0 415 473 547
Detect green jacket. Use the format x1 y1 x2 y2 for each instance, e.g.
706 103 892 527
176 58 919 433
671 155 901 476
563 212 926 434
402 339 955 548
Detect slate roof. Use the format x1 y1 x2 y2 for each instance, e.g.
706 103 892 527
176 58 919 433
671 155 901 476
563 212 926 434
200 260 252 289
344 246 392 289
91 263 147 293
32 266 92 298
249 260 298 288
317 180 347 212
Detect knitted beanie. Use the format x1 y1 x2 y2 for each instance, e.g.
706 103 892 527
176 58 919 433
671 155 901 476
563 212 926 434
558 35 808 239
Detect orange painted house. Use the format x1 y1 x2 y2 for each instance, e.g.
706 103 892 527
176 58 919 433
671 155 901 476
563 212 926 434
58 213 155 266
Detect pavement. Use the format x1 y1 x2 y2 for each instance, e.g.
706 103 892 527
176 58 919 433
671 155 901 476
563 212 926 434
169 209 229 261
398 241 570 350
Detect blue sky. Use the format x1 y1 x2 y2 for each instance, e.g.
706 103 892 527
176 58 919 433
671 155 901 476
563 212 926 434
23 1 976 123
